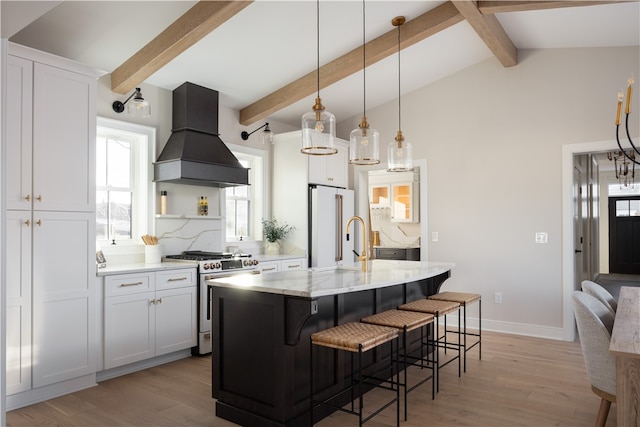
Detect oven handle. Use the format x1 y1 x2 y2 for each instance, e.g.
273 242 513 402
205 270 260 321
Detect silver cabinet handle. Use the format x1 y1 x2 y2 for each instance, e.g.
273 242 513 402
168 277 188 282
287 264 301 269
263 267 277 272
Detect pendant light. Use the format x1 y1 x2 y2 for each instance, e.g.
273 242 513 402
387 16 414 172
301 0 337 155
349 0 380 165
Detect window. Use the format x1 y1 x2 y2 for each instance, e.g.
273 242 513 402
225 144 266 241
96 117 155 244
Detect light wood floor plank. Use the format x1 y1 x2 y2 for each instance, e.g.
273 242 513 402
7 331 615 426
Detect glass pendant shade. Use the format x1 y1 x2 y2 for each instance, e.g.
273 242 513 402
349 117 380 165
301 97 337 155
387 131 413 172
259 124 274 144
127 90 151 117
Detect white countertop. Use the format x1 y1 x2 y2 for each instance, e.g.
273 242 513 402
96 261 197 276
207 260 454 298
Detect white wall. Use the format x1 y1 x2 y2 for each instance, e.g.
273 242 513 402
338 47 640 339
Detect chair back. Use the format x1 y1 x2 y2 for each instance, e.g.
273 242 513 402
572 291 616 396
581 280 617 317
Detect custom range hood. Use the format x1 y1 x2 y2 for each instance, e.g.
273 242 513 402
154 82 249 188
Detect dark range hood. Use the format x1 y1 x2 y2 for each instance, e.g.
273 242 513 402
154 82 249 188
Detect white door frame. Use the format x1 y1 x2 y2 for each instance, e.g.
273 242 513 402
561 137 639 341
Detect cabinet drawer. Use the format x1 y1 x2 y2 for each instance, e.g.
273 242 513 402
105 273 154 297
156 268 196 290
259 261 280 274
375 248 420 261
282 259 306 271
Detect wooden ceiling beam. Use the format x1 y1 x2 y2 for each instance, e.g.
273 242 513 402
452 1 517 68
478 0 632 14
110 1 252 94
239 2 463 126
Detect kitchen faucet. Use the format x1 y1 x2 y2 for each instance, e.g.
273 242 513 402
346 215 370 272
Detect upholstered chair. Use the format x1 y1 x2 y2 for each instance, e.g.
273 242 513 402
581 280 617 317
572 291 616 427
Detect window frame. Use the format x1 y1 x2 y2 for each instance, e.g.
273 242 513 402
224 142 268 243
96 117 156 246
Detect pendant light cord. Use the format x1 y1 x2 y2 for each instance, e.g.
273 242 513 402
316 0 320 99
397 21 402 132
362 0 367 117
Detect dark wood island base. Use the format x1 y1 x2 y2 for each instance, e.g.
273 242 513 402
211 267 452 427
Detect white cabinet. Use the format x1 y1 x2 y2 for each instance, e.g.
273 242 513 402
368 170 420 223
103 269 197 370
258 261 280 274
6 211 32 395
258 258 307 274
308 141 348 188
32 211 96 387
5 44 101 397
281 258 306 271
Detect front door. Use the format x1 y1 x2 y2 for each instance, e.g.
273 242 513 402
609 196 640 274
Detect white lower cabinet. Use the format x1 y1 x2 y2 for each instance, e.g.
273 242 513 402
258 261 281 274
258 257 307 274
103 269 196 370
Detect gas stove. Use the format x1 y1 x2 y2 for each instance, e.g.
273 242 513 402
165 250 259 273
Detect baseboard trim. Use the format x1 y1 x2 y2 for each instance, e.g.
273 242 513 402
6 374 97 411
443 315 567 341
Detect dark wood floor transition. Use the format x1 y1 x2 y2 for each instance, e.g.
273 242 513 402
7 331 615 427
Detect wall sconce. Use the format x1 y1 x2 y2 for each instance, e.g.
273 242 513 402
241 122 273 144
112 87 151 117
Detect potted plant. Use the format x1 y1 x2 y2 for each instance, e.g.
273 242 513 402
262 218 294 255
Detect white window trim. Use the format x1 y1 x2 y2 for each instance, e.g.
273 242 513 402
224 142 269 245
96 117 156 246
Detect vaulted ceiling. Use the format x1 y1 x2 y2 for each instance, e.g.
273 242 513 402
3 1 639 128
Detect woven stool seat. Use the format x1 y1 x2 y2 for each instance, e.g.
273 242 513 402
310 322 400 426
428 291 482 374
399 298 462 390
361 309 436 420
399 299 460 316
311 322 398 353
429 291 481 305
361 310 434 332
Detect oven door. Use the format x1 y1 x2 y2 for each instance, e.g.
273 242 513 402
198 269 259 354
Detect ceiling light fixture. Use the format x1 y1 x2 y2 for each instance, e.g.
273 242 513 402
301 0 337 156
112 87 150 117
349 0 380 166
387 16 413 172
241 122 273 144
608 150 636 188
615 75 639 167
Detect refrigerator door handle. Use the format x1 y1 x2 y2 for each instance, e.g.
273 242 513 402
336 193 343 261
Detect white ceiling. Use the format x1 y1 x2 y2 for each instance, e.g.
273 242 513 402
3 1 639 129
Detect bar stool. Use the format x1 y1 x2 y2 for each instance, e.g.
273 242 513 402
360 309 436 421
428 291 481 373
398 298 461 392
310 322 400 427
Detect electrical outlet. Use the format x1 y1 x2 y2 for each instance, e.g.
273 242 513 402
494 292 503 304
431 232 439 242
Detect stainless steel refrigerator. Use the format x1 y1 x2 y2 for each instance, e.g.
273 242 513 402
309 185 354 268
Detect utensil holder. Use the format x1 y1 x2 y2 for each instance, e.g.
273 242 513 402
145 245 162 264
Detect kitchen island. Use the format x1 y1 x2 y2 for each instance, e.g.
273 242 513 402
208 260 454 427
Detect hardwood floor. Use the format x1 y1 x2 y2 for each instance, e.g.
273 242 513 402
7 331 615 427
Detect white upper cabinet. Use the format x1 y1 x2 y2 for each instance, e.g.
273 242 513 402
307 140 348 188
32 62 96 212
6 55 33 211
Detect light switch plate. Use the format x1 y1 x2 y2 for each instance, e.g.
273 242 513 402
535 232 548 244
431 232 439 242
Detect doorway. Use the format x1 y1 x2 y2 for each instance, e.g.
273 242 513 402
608 196 640 274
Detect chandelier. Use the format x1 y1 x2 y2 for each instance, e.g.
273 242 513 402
615 75 639 167
607 150 635 188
